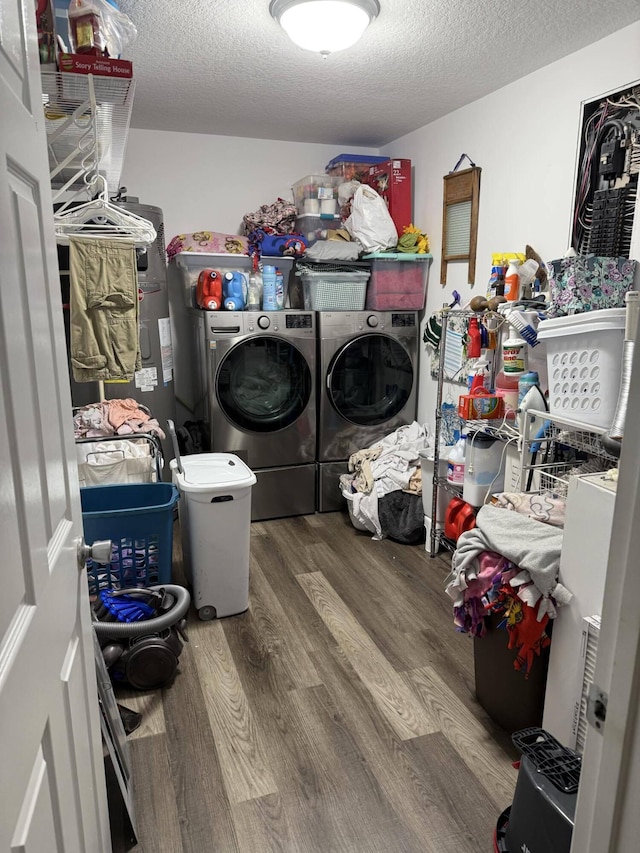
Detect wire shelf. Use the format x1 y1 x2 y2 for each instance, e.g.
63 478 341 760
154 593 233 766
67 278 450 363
555 427 619 462
42 72 135 196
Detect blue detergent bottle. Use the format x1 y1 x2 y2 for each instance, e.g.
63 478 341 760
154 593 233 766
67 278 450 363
223 271 248 311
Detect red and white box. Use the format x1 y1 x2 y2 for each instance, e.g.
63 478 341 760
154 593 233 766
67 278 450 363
58 53 133 78
364 158 412 236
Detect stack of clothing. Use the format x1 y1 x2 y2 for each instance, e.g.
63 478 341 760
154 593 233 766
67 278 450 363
340 422 427 543
74 399 165 440
445 495 571 676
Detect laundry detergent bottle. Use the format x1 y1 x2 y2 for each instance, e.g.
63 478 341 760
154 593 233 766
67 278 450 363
446 432 467 486
196 268 223 310
262 265 277 311
504 258 521 302
223 271 248 311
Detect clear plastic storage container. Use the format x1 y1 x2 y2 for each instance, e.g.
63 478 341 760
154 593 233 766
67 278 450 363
363 253 432 310
173 252 294 309
292 175 341 217
294 213 342 245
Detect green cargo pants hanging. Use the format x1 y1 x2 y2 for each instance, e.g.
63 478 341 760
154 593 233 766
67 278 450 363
69 236 141 383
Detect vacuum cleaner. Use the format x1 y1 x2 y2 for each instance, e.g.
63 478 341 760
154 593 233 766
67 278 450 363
93 584 190 690
495 728 581 853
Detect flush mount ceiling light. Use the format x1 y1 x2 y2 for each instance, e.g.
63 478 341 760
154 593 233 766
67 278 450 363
270 0 380 55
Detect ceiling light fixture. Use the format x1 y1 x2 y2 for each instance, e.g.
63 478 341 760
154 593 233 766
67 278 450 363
269 0 380 56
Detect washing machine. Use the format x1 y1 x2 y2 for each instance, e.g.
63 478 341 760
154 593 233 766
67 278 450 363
317 310 419 512
193 309 316 521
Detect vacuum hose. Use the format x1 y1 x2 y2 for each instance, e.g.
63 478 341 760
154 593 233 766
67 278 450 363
602 292 639 459
93 584 191 638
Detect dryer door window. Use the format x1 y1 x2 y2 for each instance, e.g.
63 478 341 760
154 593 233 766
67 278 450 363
328 335 413 426
216 337 312 432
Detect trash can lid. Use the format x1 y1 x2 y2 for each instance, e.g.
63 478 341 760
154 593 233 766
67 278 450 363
170 453 256 493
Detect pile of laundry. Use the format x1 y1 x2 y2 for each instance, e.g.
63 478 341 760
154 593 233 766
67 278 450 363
445 496 570 676
340 421 427 543
73 399 166 440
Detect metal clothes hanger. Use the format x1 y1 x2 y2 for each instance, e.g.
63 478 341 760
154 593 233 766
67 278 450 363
54 175 157 247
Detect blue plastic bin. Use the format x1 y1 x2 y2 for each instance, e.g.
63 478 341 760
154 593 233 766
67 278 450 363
81 482 180 594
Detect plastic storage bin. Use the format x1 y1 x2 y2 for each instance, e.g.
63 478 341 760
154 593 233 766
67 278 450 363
325 153 389 181
537 307 626 429
81 482 180 595
170 453 256 620
296 264 370 311
173 252 294 309
363 253 432 310
294 213 342 245
292 175 341 217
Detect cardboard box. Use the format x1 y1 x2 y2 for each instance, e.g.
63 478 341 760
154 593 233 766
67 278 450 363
458 391 504 420
58 53 133 78
364 159 412 236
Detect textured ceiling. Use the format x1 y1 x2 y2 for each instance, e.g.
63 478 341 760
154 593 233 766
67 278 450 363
118 0 640 147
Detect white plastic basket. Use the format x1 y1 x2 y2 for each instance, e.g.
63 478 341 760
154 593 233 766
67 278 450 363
297 265 370 311
537 308 625 429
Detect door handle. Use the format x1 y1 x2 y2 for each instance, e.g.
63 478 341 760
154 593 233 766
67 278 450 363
77 538 113 570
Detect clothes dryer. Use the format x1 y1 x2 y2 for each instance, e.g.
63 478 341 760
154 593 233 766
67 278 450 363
193 310 316 521
317 310 419 511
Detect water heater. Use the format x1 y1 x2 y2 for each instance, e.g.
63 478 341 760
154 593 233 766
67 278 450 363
62 200 176 477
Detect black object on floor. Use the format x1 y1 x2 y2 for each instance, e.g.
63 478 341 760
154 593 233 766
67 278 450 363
497 727 581 853
118 704 142 736
473 611 551 733
493 807 510 852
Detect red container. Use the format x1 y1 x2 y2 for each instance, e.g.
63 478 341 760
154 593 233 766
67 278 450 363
364 159 412 236
196 269 223 310
444 497 476 542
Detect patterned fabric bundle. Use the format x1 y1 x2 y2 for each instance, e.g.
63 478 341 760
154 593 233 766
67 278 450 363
166 232 248 259
546 254 637 318
242 198 297 235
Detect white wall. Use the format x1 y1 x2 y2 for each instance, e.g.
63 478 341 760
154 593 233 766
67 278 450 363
388 21 640 430
120 130 379 242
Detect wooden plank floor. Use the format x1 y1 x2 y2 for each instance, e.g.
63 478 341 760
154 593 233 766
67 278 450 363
117 511 517 853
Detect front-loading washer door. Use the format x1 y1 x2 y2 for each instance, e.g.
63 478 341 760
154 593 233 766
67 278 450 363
327 334 414 425
217 336 312 432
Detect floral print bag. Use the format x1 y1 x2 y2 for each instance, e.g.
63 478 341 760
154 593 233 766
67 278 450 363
546 254 637 318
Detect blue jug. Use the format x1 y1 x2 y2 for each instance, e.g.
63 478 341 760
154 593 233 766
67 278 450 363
223 271 247 311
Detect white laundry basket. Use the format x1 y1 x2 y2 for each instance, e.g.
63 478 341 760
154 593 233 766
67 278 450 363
537 308 626 429
170 453 256 620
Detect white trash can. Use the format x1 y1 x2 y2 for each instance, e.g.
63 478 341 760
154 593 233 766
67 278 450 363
170 453 256 620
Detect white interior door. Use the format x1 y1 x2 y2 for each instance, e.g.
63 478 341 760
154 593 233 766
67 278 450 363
0 1 110 850
572 181 640 851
